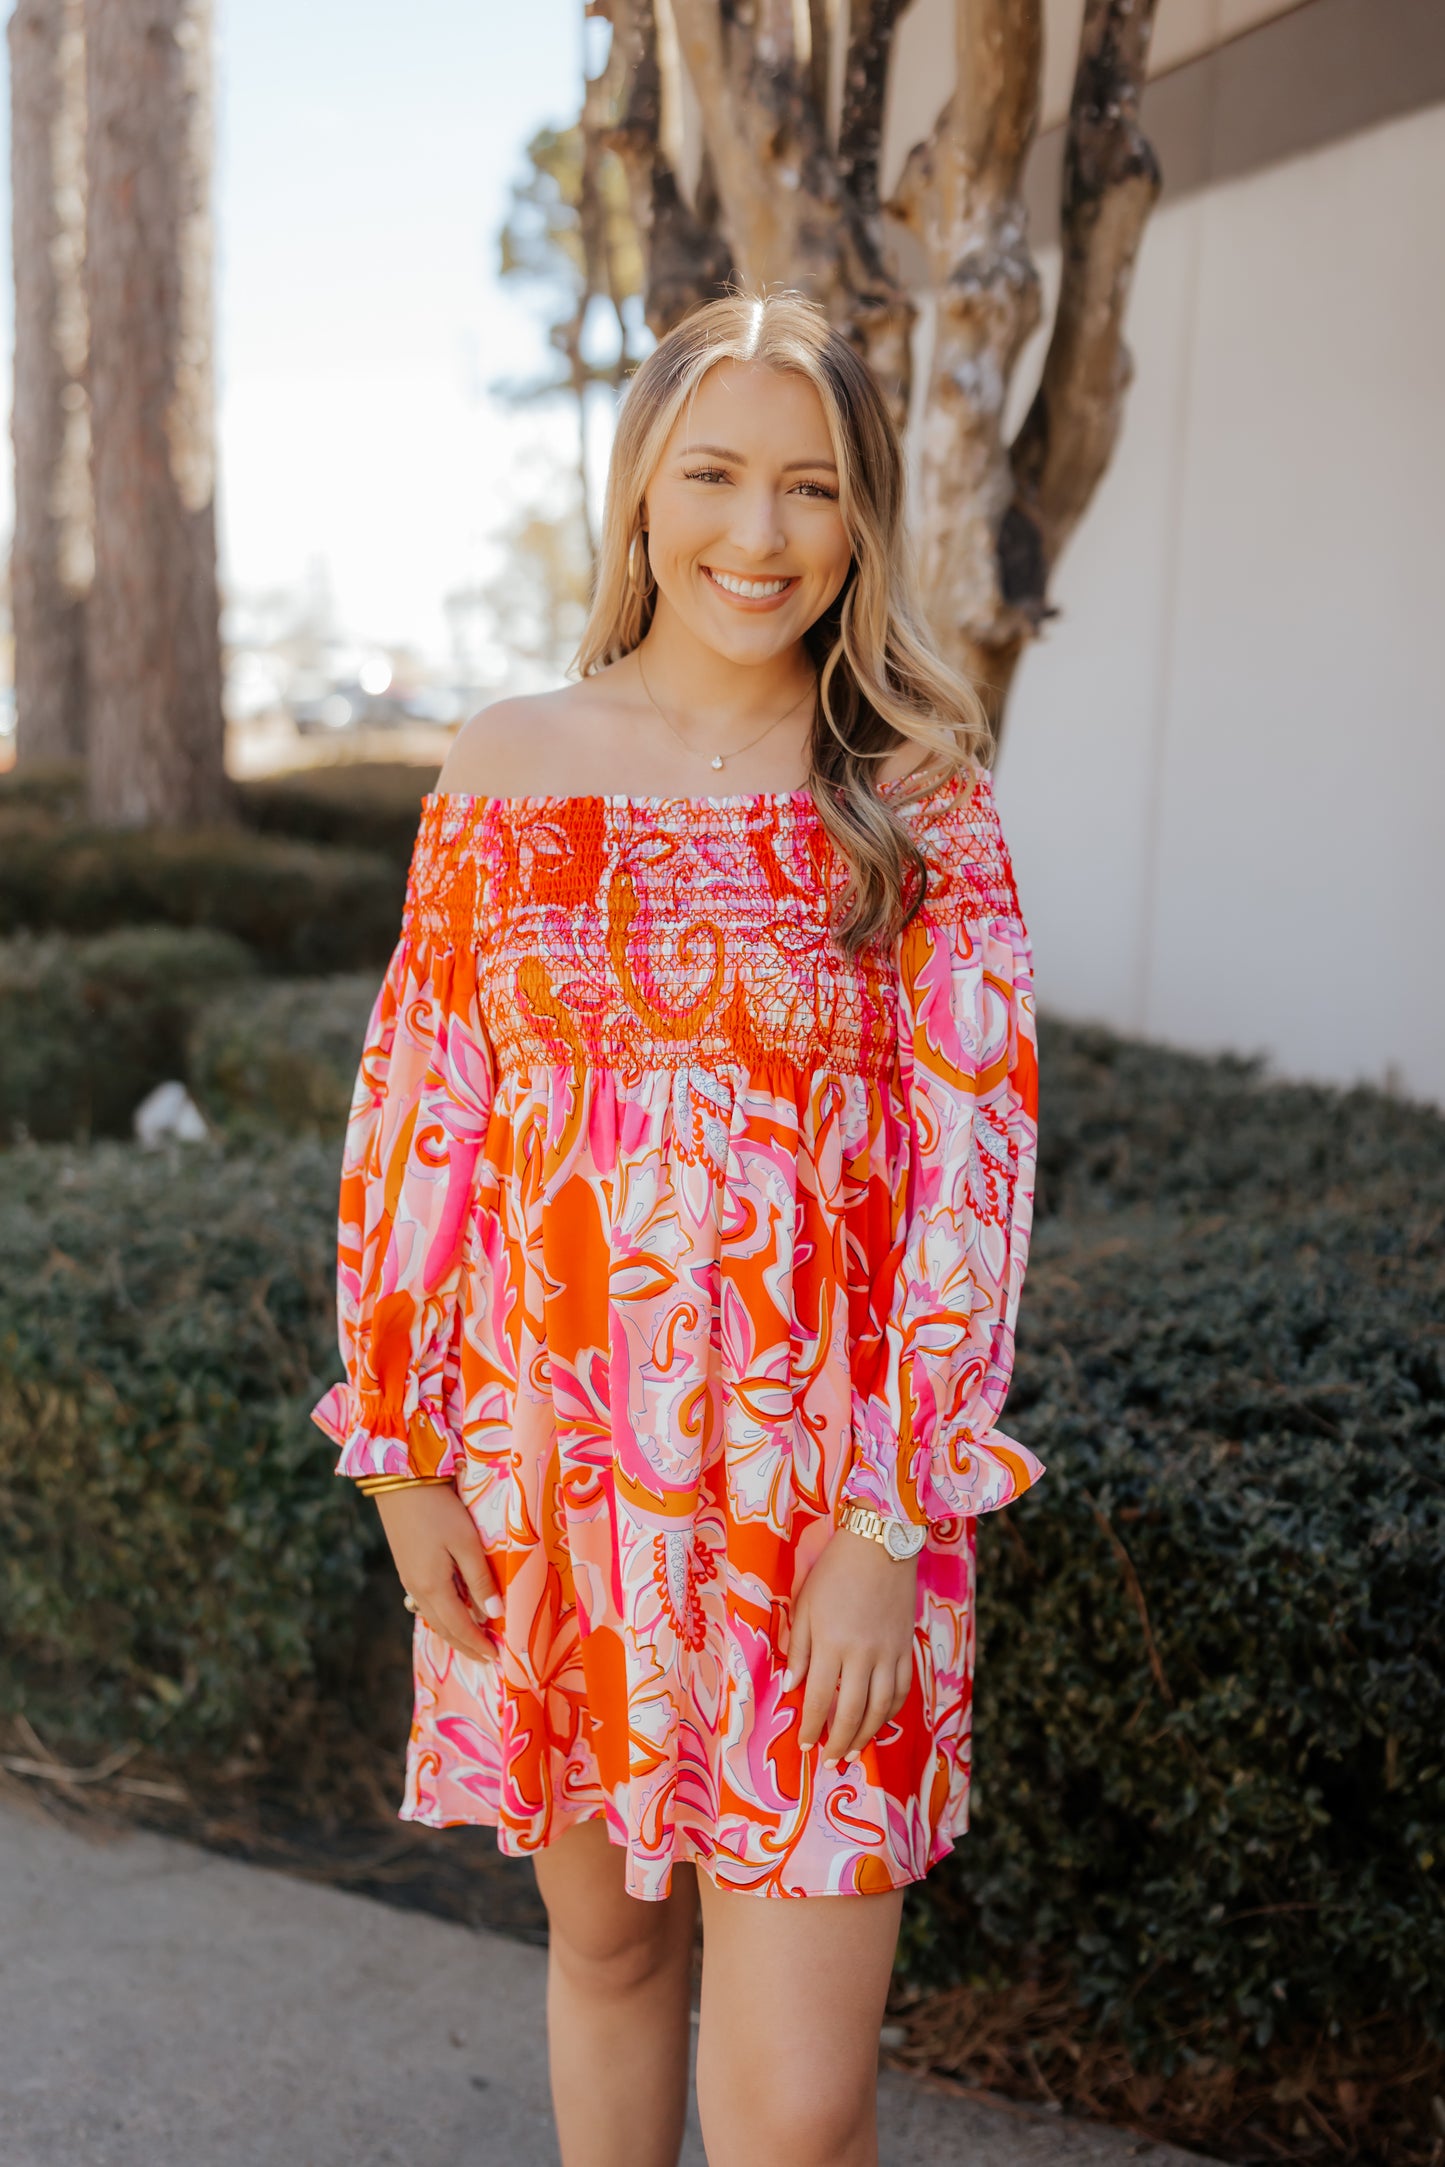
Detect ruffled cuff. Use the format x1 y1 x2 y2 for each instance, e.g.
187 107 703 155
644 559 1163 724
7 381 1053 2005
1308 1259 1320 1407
310 1383 460 1483
842 1386 1046 1526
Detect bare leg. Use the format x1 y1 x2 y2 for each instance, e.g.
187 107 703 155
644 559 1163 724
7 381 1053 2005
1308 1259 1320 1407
532 1816 699 2167
693 1871 904 2167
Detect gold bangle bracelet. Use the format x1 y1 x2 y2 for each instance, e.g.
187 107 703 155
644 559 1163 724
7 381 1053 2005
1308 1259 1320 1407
354 1473 454 1498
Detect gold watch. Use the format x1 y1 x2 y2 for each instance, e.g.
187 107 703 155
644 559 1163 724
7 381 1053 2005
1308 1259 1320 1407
838 1503 926 1561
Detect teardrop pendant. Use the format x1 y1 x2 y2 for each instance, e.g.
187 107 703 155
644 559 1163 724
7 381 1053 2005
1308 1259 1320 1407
710 754 724 770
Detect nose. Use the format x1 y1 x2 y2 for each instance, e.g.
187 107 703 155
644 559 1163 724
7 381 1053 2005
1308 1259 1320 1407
723 481 789 563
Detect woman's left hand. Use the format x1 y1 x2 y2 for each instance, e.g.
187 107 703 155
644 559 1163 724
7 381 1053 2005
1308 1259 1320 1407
783 1528 919 1768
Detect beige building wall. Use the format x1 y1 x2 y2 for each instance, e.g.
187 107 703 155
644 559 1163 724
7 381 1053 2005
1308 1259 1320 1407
880 0 1309 194
1001 93 1444 1103
662 0 1445 1101
881 0 1445 1104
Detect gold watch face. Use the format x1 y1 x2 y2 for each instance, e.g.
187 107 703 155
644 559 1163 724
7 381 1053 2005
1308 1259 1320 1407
882 1519 926 1560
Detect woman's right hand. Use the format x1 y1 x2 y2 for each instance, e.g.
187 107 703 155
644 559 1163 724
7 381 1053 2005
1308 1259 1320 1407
374 1484 502 1665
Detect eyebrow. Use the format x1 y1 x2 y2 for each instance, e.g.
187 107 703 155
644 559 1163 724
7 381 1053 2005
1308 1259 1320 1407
680 442 838 473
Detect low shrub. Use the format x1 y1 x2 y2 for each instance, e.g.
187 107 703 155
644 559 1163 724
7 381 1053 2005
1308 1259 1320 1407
905 1181 1445 2056
0 755 436 872
0 1134 370 1761
234 761 436 869
1033 1015 1443 1219
188 974 377 1140
0 1016 1440 2120
0 757 84 823
0 821 404 973
0 925 258 1142
896 1019 1445 2077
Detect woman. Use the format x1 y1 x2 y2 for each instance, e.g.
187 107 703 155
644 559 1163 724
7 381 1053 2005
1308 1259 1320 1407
311 289 1043 2167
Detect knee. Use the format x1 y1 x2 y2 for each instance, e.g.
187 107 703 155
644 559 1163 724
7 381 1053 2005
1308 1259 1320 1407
714 2059 875 2165
547 1903 685 1999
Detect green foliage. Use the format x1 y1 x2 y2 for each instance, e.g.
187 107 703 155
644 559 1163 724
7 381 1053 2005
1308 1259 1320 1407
496 121 645 400
0 1135 370 1759
233 763 435 872
0 925 259 1142
903 1019 1445 2060
1034 1016 1444 1219
0 758 85 822
0 1011 1439 2072
188 974 377 1141
0 743 432 875
0 820 404 973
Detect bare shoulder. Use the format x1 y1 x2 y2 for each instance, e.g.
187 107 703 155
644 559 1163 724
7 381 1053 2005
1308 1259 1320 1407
876 738 987 806
435 683 610 798
876 744 932 788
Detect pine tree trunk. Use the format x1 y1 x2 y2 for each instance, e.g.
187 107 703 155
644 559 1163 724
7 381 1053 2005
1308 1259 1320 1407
9 0 91 768
83 0 228 827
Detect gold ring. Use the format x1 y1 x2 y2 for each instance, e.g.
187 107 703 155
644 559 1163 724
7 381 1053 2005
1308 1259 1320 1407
403 1593 419 1615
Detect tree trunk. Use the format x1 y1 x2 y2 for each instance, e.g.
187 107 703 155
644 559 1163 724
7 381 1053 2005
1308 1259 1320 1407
83 0 228 827
897 0 1044 715
9 0 91 768
1007 0 1164 612
667 0 915 420
589 0 734 339
581 0 1165 751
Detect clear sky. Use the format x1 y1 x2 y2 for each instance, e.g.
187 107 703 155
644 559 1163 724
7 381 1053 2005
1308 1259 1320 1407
0 0 584 668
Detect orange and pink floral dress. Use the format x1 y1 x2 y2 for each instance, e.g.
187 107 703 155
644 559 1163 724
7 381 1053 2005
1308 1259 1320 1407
311 769 1043 1900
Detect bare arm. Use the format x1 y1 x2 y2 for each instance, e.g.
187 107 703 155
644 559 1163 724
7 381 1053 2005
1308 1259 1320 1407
373 1484 503 1666
784 1531 917 1767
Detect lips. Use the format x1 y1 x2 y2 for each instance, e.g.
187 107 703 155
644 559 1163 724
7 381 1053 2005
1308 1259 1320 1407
703 566 798 601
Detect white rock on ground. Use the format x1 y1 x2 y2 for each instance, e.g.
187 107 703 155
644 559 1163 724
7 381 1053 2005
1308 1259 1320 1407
0 1798 1219 2167
132 1080 209 1146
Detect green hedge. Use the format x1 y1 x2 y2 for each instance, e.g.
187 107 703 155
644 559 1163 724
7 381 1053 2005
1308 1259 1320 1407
0 822 404 974
1033 1016 1445 1218
0 1018 1440 2074
897 1018 1445 2061
234 761 435 869
0 1134 371 1757
188 974 377 1140
0 758 85 822
0 926 258 1143
0 754 436 870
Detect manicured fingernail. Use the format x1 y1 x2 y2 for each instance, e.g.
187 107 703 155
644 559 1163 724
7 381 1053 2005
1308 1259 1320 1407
781 1669 796 1691
484 1596 503 1619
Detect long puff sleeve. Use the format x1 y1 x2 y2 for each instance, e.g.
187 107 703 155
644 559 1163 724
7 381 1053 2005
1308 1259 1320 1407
310 823 496 1482
843 773 1044 1526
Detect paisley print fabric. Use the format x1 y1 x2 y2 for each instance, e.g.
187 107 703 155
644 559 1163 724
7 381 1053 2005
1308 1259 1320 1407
311 769 1043 1899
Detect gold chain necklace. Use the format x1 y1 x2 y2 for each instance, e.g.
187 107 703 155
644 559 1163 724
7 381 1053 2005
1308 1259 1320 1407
635 650 816 773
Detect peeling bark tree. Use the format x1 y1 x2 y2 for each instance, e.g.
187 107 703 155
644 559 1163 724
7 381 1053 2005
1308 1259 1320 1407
9 0 91 768
83 0 228 826
589 0 734 338
582 0 1162 742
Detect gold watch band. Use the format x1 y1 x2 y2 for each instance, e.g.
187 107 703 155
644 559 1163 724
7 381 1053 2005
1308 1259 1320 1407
839 1505 886 1544
838 1502 927 1559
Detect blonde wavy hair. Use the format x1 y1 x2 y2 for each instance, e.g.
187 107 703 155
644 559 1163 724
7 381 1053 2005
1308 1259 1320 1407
571 288 993 956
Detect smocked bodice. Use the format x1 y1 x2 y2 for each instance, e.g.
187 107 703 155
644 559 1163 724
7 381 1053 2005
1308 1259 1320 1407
401 780 1021 1083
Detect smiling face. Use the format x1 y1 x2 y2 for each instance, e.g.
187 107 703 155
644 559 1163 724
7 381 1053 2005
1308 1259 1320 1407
640 359 853 666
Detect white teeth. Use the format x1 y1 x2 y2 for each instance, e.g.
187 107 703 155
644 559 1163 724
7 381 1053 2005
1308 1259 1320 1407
707 569 793 598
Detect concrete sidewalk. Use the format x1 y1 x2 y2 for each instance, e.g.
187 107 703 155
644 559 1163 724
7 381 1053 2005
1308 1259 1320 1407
0 1798 1212 2167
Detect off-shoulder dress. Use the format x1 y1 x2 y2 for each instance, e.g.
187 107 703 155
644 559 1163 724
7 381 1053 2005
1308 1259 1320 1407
311 769 1043 1900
